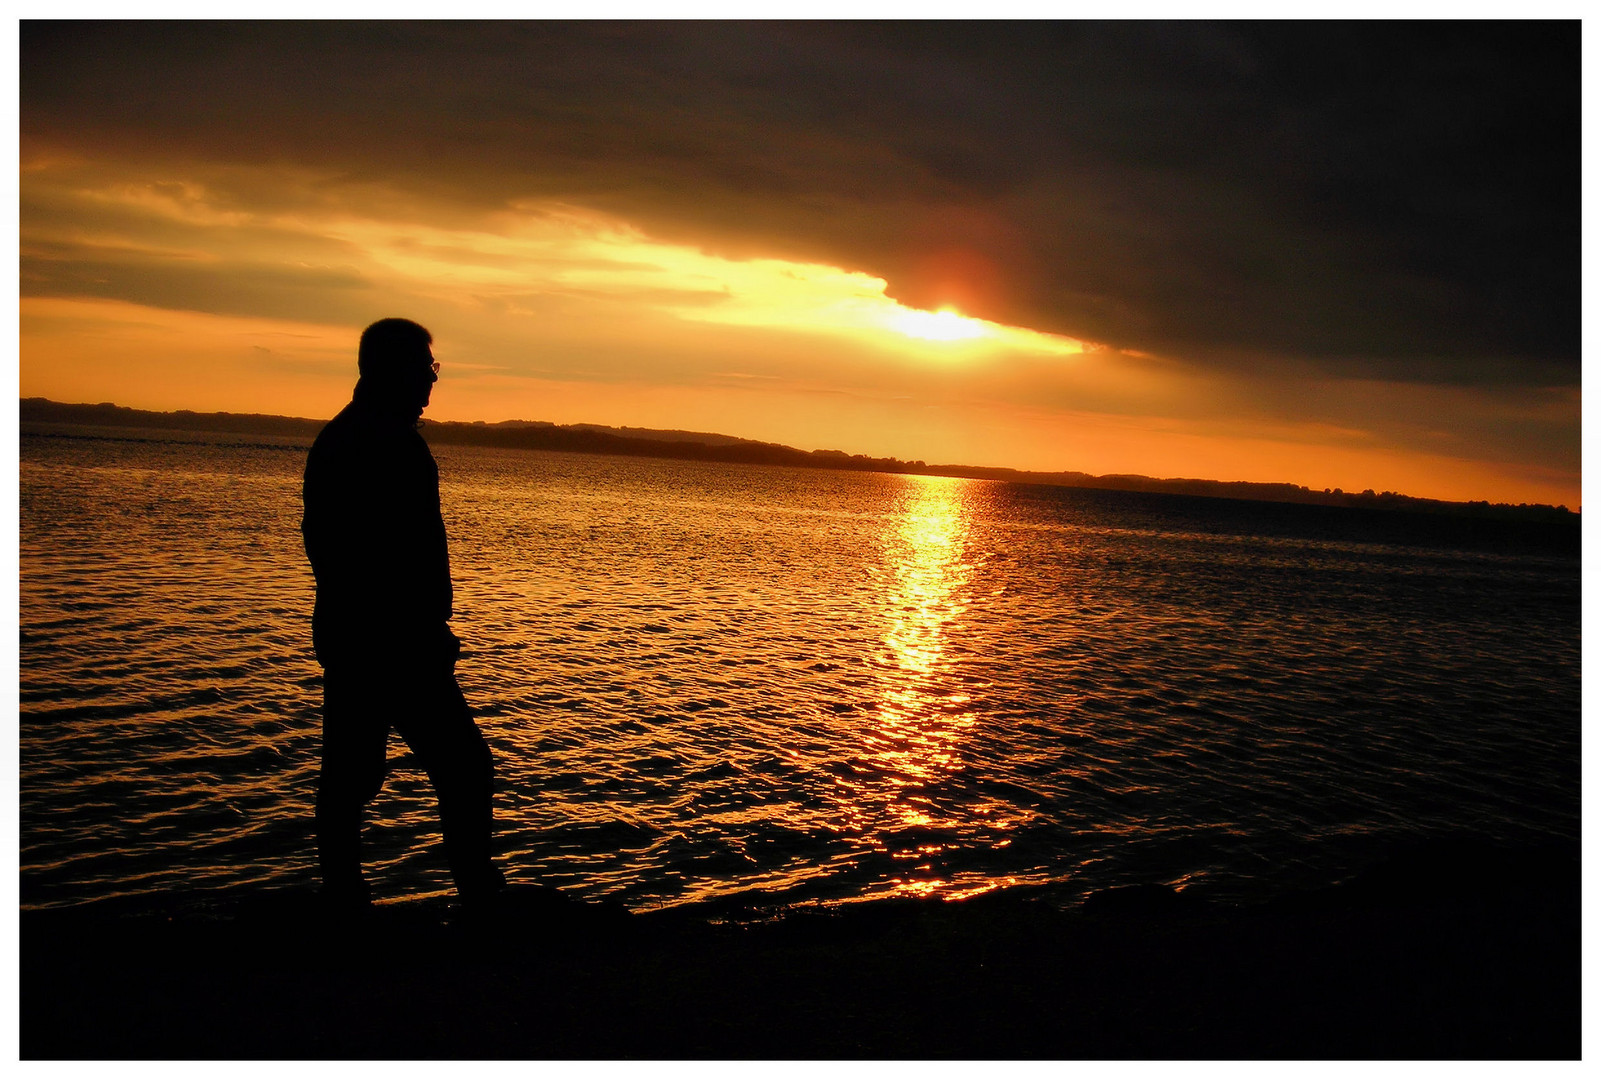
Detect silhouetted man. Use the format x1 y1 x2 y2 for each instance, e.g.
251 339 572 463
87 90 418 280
303 318 505 908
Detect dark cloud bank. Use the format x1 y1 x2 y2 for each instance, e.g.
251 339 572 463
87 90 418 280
23 20 1578 390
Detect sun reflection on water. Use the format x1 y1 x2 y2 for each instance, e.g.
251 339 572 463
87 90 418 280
850 474 1013 899
876 475 976 771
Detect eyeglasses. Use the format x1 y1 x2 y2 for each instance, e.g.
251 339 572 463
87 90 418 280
428 361 440 376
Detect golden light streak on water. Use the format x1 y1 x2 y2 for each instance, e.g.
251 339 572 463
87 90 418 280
890 877 1021 901
859 475 998 897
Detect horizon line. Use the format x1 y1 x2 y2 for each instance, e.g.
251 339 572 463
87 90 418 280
17 395 1579 518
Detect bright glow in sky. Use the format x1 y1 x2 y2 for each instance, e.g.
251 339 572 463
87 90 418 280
17 159 1580 508
313 202 1084 360
888 308 990 343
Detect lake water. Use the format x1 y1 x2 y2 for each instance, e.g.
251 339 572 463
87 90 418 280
19 426 1581 913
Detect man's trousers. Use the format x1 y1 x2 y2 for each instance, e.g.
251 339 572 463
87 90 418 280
316 661 502 902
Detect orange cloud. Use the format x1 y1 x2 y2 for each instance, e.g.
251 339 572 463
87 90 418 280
18 153 1580 508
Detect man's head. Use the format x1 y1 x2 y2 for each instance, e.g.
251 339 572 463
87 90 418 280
356 318 437 420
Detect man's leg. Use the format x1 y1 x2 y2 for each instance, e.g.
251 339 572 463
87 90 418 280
316 669 391 905
395 671 505 901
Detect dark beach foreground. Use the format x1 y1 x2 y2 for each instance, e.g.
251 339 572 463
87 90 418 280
23 839 1578 1059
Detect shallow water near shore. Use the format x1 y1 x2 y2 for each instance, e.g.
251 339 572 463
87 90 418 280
19 426 1580 912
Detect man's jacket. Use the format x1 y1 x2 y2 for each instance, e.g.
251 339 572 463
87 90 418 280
302 399 456 671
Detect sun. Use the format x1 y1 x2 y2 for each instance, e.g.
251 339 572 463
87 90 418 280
886 306 991 343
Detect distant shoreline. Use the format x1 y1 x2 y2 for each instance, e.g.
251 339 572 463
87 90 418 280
20 397 1577 522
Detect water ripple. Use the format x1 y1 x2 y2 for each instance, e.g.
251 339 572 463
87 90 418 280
20 433 1580 912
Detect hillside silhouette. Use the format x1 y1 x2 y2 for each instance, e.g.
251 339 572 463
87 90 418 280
20 397 1576 523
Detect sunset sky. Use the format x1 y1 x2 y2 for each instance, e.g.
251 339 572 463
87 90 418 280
20 21 1579 506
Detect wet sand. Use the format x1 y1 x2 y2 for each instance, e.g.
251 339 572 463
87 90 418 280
22 841 1578 1059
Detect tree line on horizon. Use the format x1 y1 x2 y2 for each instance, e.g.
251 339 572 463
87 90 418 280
19 397 1577 522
